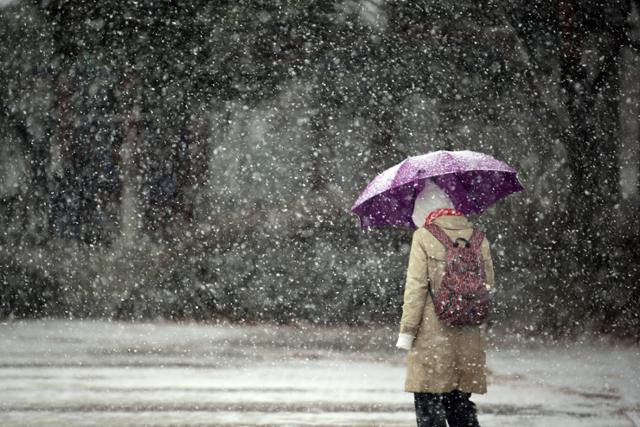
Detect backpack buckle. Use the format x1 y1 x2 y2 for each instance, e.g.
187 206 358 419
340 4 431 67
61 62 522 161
454 237 470 248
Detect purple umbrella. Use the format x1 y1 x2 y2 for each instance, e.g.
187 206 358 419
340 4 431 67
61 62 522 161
351 150 524 228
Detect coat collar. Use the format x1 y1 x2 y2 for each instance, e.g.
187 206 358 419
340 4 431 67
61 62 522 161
431 215 473 230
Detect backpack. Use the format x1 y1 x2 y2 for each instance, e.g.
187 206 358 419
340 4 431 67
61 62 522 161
424 224 490 327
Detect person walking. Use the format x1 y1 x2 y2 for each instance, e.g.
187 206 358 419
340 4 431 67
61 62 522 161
351 150 520 425
395 180 495 427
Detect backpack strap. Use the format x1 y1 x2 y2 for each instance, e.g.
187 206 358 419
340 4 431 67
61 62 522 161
469 229 485 249
426 224 485 250
424 224 454 249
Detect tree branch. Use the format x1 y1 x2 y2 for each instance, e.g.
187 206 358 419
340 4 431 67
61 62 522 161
625 35 640 53
1 103 31 146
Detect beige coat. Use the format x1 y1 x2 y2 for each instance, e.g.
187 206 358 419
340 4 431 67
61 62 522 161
399 215 495 394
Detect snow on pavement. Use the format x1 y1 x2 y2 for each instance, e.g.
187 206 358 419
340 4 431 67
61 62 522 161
0 320 638 426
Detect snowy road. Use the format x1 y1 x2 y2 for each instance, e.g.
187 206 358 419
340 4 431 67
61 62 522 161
0 321 639 426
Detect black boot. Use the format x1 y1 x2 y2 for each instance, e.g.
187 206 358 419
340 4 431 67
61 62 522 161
441 389 480 427
414 393 447 427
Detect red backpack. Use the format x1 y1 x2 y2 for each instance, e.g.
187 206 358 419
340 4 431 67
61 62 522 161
424 224 490 327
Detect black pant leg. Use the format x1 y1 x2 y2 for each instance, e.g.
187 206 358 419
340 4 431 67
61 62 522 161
414 393 447 427
441 390 480 427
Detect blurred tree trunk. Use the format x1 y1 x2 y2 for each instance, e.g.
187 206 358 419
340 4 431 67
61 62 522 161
175 97 196 225
557 1 633 329
118 80 141 247
558 0 594 243
25 128 51 244
557 1 626 247
186 113 211 226
50 61 76 239
40 0 79 241
370 108 403 172
309 107 330 192
1 103 50 242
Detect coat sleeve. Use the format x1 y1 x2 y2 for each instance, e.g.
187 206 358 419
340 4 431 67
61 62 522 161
481 237 495 289
399 228 429 337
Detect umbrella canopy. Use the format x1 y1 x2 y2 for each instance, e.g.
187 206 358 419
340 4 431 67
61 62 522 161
351 150 524 228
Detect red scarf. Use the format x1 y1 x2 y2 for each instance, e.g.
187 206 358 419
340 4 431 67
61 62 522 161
424 208 464 226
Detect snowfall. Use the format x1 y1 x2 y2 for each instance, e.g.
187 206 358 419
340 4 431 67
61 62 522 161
0 320 639 427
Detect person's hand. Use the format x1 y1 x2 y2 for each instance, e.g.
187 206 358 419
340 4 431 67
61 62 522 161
395 333 414 350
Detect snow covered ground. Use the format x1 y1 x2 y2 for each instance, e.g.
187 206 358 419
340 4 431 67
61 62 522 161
0 320 639 426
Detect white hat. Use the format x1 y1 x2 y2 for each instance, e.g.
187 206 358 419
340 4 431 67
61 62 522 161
411 179 455 227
